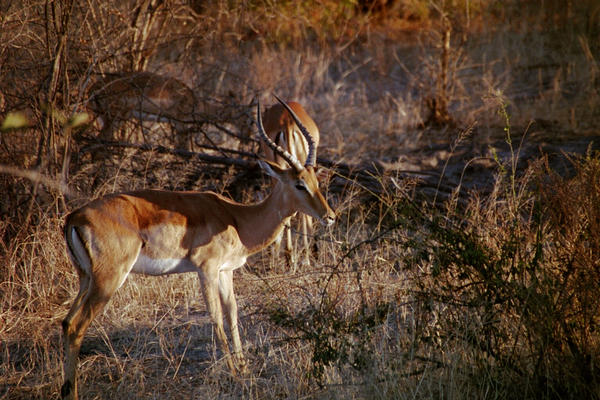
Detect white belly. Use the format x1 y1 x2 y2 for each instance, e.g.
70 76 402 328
131 254 198 275
219 257 247 272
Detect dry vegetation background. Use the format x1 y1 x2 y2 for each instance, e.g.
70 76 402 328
2 0 600 399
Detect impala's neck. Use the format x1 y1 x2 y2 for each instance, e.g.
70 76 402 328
228 182 297 255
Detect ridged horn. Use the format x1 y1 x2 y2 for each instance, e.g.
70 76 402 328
256 98 305 172
273 94 317 168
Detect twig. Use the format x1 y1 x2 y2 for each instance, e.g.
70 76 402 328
0 164 73 196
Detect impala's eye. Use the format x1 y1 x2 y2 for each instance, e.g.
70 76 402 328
295 182 308 191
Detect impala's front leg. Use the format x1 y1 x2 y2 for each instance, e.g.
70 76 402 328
218 269 247 373
283 216 296 271
173 121 192 151
302 215 315 266
198 269 236 374
267 216 296 271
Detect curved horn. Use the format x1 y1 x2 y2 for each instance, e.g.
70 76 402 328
274 94 317 167
256 98 305 172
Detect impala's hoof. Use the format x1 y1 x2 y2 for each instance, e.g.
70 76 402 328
312 241 319 254
284 252 296 270
61 380 73 398
237 360 249 375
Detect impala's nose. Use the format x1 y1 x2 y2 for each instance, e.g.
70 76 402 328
323 209 335 226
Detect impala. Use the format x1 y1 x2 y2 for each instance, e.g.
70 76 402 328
261 97 321 268
88 71 198 151
60 97 336 399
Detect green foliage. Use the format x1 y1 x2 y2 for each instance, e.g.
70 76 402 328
269 291 390 386
1 111 31 131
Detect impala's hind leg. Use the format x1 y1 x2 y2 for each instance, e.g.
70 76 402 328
61 274 117 399
61 254 135 399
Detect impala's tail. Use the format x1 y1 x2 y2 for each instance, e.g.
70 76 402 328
64 221 93 277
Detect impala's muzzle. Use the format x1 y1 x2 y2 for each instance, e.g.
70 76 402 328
323 214 335 226
319 205 335 227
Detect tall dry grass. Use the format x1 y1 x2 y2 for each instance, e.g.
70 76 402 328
2 0 600 399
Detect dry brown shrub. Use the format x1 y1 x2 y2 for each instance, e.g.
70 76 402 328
2 1 600 399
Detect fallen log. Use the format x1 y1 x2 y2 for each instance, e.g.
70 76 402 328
78 138 449 201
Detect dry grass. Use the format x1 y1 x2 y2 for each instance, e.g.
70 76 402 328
2 1 600 399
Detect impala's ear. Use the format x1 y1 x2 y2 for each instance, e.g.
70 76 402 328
258 159 285 181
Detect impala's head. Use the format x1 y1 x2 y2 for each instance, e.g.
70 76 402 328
258 159 335 225
257 97 335 226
